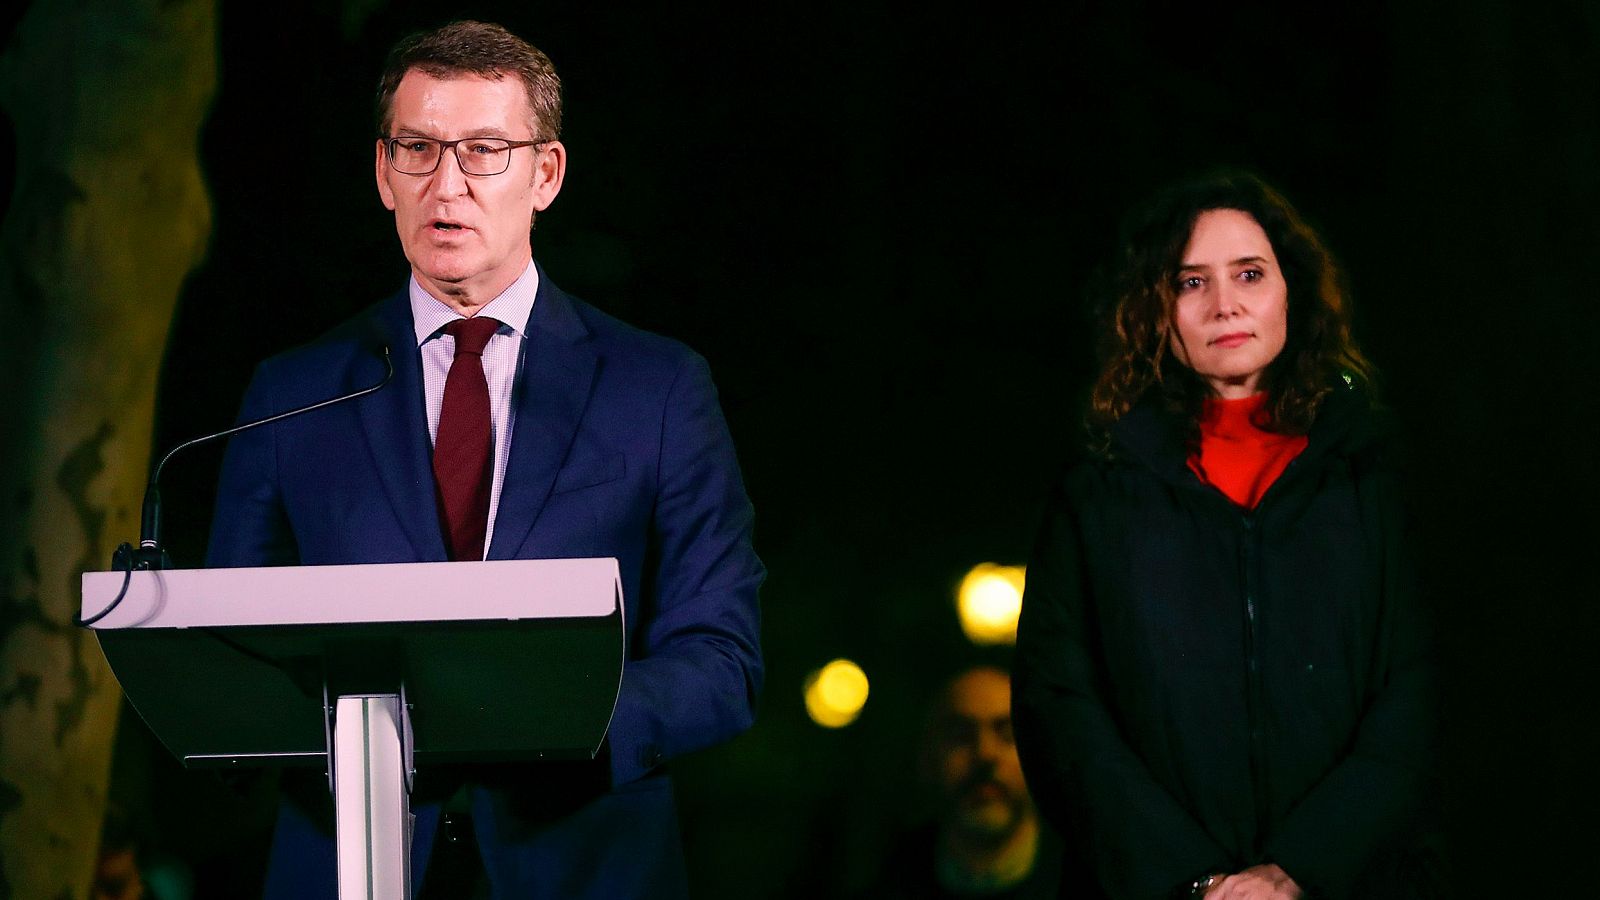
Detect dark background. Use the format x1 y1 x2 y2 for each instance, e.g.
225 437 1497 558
9 1 1599 896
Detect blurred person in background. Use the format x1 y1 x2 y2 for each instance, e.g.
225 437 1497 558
92 804 192 900
866 664 1066 899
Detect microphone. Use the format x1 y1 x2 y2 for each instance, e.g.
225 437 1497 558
114 345 395 572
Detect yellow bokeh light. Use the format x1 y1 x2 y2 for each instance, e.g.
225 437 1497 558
956 563 1025 645
803 658 869 728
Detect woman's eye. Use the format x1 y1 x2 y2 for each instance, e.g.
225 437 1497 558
1239 269 1263 282
1178 276 1205 291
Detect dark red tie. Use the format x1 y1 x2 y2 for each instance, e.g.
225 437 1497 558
433 316 501 561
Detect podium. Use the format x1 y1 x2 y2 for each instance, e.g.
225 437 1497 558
80 557 625 900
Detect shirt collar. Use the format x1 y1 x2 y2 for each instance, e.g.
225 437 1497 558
409 261 540 346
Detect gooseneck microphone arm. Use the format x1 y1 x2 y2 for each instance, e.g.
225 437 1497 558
81 347 394 626
127 345 396 571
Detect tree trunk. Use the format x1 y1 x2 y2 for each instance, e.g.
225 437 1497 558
0 2 215 897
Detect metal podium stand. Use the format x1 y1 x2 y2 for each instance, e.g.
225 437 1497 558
81 557 625 900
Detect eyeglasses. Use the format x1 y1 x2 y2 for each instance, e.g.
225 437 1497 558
383 136 550 177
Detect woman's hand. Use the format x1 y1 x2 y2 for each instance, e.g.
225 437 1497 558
1202 864 1302 899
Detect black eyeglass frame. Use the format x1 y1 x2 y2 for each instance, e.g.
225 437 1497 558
381 136 553 176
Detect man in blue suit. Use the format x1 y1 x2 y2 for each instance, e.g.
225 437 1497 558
206 20 763 899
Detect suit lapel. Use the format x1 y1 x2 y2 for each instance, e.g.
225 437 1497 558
359 291 449 561
487 270 598 560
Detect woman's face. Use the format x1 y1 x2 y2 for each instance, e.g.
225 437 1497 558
1169 208 1289 399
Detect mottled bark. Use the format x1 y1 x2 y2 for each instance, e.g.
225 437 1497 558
0 2 215 897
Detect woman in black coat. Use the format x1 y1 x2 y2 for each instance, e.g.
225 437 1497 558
1012 173 1435 900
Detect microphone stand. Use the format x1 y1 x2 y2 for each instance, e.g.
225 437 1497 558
114 346 394 572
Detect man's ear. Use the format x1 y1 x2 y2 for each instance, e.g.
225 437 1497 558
530 140 566 212
375 139 397 211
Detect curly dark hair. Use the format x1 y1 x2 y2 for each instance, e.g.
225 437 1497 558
1088 171 1375 441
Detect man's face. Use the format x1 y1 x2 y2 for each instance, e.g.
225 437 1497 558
375 70 564 306
929 668 1033 841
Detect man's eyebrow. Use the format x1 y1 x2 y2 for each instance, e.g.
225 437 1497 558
388 126 516 139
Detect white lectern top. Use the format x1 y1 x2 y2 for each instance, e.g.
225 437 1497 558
80 557 621 629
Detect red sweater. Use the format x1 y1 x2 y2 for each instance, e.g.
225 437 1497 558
1186 393 1308 510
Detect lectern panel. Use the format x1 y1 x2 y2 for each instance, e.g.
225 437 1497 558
100 614 623 767
84 558 625 768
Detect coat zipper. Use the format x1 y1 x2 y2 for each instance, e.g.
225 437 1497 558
1240 453 1301 856
1239 511 1270 856
1188 450 1308 857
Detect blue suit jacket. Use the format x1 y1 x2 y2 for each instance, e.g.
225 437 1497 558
207 270 764 898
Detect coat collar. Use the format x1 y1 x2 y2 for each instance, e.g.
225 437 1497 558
1107 376 1378 489
361 290 448 560
486 267 599 559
